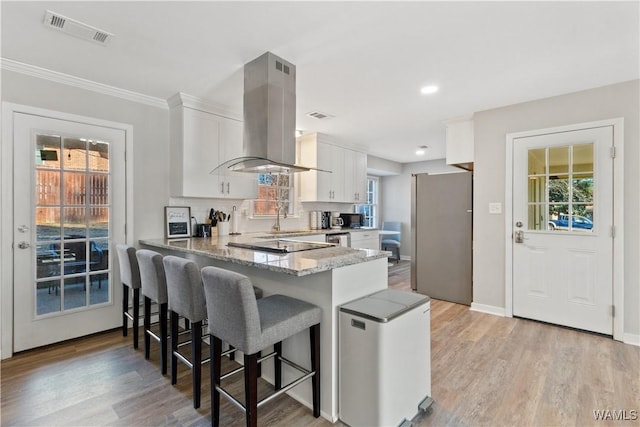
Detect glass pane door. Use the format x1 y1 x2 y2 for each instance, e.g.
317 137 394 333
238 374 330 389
35 134 111 316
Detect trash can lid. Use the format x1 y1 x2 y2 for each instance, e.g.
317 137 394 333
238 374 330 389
340 289 430 322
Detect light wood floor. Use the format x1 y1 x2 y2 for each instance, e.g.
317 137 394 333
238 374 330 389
2 261 638 426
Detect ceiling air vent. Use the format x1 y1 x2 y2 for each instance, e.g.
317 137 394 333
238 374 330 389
44 10 114 45
306 111 335 120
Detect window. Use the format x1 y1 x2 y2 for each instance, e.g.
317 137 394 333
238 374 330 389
357 176 378 227
253 173 294 216
35 135 111 315
527 143 594 232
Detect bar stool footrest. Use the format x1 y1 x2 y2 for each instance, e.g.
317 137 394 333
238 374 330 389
216 353 316 411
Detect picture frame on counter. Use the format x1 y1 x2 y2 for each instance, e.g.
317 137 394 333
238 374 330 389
165 206 191 239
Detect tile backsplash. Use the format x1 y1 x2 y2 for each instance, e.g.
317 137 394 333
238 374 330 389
169 197 356 234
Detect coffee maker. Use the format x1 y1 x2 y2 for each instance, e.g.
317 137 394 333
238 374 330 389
331 211 344 229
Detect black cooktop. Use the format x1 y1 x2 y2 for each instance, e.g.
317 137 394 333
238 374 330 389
227 239 335 254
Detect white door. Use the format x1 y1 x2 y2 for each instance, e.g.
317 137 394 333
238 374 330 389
512 126 614 335
13 112 126 352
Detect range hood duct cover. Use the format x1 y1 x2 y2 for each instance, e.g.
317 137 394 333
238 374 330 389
221 52 310 173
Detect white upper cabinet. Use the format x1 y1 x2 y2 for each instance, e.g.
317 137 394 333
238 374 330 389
445 118 474 170
345 149 367 203
297 132 367 203
220 119 258 199
169 93 257 199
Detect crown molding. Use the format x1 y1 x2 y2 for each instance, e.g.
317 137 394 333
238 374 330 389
1 57 168 110
168 92 241 121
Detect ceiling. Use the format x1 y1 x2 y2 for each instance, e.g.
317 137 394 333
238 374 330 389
2 1 638 164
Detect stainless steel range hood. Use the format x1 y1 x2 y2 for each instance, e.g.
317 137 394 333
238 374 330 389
220 52 311 173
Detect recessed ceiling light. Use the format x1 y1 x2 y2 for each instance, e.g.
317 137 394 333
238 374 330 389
416 145 429 155
420 85 439 95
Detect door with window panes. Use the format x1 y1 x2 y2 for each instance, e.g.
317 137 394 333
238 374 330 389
512 126 613 335
13 112 125 352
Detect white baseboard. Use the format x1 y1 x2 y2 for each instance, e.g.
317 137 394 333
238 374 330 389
623 333 640 347
470 302 506 317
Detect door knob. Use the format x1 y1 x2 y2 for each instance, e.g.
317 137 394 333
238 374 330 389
17 241 31 249
17 225 30 233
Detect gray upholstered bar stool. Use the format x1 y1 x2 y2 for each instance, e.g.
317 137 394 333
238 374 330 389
116 244 142 349
136 249 169 375
162 255 208 409
201 266 321 427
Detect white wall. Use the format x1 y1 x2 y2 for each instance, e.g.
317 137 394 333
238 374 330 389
379 159 462 258
1 70 170 242
367 154 402 176
473 79 639 336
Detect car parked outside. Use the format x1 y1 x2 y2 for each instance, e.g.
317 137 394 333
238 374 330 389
548 214 593 231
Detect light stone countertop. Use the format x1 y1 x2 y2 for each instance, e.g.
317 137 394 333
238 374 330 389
139 233 387 277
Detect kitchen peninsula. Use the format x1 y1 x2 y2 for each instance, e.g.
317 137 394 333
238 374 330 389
139 234 389 422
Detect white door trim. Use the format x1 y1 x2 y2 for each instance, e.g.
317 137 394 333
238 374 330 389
505 118 624 341
1 102 134 359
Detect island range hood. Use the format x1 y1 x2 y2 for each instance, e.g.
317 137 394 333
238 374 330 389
218 52 311 173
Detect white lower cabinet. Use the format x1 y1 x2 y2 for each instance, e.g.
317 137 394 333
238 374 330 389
350 230 379 250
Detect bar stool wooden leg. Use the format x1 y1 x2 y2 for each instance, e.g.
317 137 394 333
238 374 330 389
211 336 222 427
122 284 129 337
170 310 179 385
192 320 202 409
160 302 168 375
132 288 140 349
143 296 151 359
244 353 259 427
310 323 320 418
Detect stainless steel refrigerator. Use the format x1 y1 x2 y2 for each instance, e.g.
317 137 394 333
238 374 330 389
411 172 472 305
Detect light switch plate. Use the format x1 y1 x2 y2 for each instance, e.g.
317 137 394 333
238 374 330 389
489 202 502 214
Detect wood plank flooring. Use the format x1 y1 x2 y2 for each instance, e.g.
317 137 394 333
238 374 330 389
2 260 638 426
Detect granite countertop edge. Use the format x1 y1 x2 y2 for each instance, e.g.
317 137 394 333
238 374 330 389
139 237 388 277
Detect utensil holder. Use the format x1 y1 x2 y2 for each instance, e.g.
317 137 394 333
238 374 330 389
217 221 229 236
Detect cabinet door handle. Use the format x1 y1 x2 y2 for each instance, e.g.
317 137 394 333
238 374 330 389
226 182 230 194
221 182 225 194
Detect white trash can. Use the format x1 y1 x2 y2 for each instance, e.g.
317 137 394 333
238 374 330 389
339 289 432 427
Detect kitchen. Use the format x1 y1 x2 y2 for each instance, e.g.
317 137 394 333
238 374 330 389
1 2 639 426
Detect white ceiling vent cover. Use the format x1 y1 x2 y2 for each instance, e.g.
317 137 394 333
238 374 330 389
306 111 335 120
44 10 113 45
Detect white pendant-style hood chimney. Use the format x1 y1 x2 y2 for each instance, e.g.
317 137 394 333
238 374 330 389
220 52 310 173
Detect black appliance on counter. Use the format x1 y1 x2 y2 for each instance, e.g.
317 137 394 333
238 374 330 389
321 211 332 229
340 213 365 229
195 223 212 237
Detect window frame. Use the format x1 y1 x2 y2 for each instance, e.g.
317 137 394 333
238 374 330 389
356 176 378 228
252 172 295 217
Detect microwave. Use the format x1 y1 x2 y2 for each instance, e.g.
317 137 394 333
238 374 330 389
339 213 365 229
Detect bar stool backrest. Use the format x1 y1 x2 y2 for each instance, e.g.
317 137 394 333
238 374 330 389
116 244 141 289
136 249 168 304
201 266 261 354
163 255 206 322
